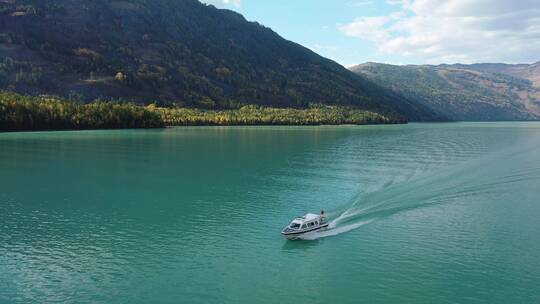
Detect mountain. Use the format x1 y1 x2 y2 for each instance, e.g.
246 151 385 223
0 0 441 121
458 62 540 88
351 62 540 121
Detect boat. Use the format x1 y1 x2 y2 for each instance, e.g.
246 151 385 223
281 211 329 240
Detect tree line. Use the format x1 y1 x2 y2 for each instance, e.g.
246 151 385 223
0 92 163 131
0 92 404 132
157 105 399 126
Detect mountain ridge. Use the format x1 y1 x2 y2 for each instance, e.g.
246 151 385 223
351 62 540 121
0 0 443 121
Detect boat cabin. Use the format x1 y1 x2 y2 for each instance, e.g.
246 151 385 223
281 213 328 238
290 213 323 229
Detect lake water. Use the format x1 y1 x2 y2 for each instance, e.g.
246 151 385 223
1 123 539 303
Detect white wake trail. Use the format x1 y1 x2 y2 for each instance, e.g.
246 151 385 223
298 220 374 240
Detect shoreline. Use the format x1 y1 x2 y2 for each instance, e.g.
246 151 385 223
5 121 540 134
0 122 406 134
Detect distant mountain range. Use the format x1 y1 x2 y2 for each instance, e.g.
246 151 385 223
0 0 442 122
351 62 540 121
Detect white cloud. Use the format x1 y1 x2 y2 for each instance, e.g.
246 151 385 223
201 0 241 8
224 0 241 7
340 0 540 63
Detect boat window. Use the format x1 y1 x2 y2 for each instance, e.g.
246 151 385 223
301 224 306 229
290 223 301 229
314 221 318 226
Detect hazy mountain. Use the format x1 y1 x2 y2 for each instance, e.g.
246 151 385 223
351 62 540 121
454 62 540 88
0 0 442 121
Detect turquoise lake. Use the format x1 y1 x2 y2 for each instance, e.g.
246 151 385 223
1 123 540 303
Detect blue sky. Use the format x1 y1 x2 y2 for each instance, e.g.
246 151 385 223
231 0 405 67
205 0 404 66
203 0 540 67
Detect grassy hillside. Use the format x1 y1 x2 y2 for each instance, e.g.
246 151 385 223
0 0 442 122
351 63 540 121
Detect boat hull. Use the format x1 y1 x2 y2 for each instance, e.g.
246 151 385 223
281 223 329 240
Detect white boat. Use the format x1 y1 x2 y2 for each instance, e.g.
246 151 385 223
281 212 329 240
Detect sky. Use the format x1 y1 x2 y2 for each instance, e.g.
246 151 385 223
201 0 540 67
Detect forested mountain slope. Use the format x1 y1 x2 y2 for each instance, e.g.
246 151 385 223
0 0 441 121
453 62 540 88
351 62 540 121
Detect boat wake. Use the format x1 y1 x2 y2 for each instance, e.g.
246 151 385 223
298 134 540 241
298 220 373 240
